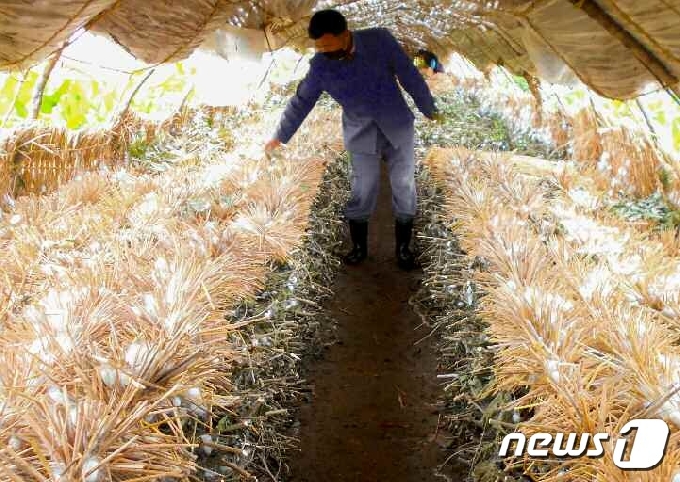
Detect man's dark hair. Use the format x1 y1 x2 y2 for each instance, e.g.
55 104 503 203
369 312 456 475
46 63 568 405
308 9 347 39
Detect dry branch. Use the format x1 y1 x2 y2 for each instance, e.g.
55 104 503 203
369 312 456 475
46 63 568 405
30 46 65 120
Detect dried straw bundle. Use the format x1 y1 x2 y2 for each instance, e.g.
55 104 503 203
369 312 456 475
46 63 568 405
596 127 663 198
425 74 459 96
0 116 150 200
423 146 680 480
0 104 237 202
1 126 73 195
545 110 571 154
0 100 332 480
437 72 670 202
230 156 326 260
516 386 680 482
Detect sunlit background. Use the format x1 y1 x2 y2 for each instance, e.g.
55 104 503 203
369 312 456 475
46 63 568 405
0 30 311 129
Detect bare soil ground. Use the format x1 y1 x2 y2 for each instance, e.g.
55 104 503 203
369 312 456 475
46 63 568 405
287 165 464 482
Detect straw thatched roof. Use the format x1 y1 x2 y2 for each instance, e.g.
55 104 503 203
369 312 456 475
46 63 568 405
1 0 679 99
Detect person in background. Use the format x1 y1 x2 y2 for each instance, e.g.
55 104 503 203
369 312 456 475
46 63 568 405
265 9 441 270
414 49 445 77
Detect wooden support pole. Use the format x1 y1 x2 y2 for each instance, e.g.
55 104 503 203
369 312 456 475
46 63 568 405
586 90 608 127
30 46 65 120
523 71 544 125
569 0 680 96
667 87 680 107
178 85 194 113
632 97 675 175
633 98 659 141
113 69 156 126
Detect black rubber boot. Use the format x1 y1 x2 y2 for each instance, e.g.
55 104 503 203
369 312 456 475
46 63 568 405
344 219 368 265
395 218 416 270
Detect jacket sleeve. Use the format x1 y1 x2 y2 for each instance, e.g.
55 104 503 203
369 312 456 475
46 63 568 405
275 63 323 144
380 28 437 118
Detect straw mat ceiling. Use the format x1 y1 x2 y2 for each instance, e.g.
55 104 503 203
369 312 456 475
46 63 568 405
1 0 679 99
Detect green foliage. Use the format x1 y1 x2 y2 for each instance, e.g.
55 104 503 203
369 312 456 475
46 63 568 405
665 210 680 229
0 71 40 120
611 191 680 228
563 89 586 106
41 80 69 114
647 99 667 124
60 81 91 128
216 126 233 146
215 413 251 434
132 70 187 115
0 61 193 129
673 117 680 152
16 71 39 119
0 75 19 102
609 99 636 121
127 136 150 159
512 75 530 93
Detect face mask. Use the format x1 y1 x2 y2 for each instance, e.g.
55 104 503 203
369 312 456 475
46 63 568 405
321 34 353 60
323 48 348 60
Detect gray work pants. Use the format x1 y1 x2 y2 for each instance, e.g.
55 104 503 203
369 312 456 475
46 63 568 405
344 127 416 223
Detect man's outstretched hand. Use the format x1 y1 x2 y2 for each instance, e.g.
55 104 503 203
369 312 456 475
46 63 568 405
265 138 282 155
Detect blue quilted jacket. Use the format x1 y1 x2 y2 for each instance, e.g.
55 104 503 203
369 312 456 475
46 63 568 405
275 27 437 154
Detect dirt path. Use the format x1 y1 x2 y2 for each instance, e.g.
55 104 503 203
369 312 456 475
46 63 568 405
287 165 462 481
